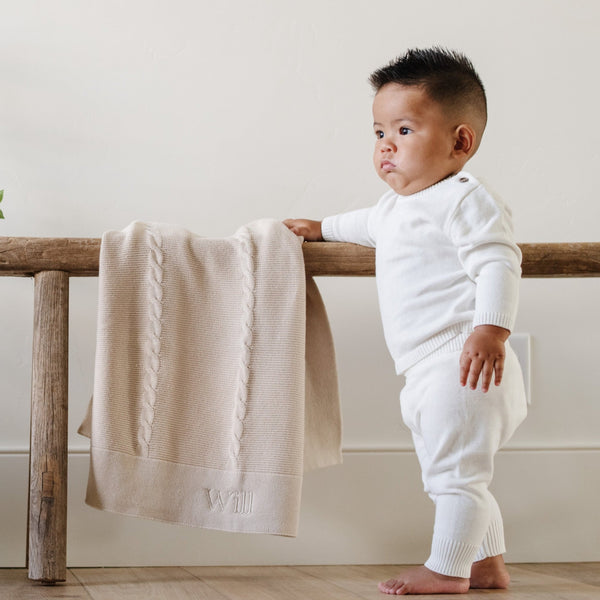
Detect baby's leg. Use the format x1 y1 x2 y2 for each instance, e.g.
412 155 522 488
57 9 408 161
377 557 510 595
379 428 472 595
379 349 526 594
470 555 510 589
470 496 510 589
378 422 470 595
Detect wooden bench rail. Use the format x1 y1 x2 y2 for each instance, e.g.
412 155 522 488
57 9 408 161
1 236 599 584
1 237 600 277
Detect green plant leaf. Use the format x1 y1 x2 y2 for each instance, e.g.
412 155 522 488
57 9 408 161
0 189 4 218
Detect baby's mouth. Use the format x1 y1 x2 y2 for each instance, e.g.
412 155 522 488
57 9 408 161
381 160 396 172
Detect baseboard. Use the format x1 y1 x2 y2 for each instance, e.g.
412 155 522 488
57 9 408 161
1 449 598 567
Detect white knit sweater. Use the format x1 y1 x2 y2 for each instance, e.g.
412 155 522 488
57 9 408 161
321 172 522 373
79 219 341 536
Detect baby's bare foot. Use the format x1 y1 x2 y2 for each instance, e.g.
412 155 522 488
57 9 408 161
378 565 470 595
470 555 510 589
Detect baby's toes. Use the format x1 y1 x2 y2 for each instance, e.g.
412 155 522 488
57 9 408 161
378 578 404 595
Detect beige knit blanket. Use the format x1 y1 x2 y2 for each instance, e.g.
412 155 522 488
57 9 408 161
79 219 341 536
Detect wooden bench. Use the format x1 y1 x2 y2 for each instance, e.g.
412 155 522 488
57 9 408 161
1 237 599 583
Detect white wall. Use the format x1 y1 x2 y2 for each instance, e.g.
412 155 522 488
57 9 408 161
1 0 599 567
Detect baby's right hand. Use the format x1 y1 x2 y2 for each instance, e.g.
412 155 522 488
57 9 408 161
283 219 323 241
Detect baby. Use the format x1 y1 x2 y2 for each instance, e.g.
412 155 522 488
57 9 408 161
285 47 527 595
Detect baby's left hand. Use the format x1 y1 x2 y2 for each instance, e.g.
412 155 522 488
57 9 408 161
459 325 510 392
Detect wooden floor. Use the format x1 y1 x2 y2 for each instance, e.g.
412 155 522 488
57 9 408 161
1 564 599 599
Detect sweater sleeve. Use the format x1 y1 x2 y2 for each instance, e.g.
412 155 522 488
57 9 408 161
447 186 522 332
321 207 376 248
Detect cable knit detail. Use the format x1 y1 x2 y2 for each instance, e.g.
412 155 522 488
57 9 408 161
137 225 164 456
231 226 256 466
82 219 342 536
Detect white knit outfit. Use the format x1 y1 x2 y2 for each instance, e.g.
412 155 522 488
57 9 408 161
321 172 527 577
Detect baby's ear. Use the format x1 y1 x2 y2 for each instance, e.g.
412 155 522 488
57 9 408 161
453 124 476 157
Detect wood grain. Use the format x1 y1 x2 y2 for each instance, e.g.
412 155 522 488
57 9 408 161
0 237 101 277
2 565 598 598
1 237 599 277
297 564 600 599
0 569 91 598
27 271 69 583
71 567 225 599
184 566 368 600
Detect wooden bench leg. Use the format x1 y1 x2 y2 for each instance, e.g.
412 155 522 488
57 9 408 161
28 270 69 583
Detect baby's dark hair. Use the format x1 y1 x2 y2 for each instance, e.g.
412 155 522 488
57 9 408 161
369 47 487 129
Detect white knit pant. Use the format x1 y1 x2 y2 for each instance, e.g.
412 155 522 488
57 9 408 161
400 339 527 578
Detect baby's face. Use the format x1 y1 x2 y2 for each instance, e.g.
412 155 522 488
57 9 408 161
372 84 462 196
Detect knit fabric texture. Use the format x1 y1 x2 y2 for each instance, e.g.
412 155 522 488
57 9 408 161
79 219 341 536
321 171 522 374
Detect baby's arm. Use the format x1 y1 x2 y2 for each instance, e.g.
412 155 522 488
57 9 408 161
459 324 510 393
449 186 521 393
283 219 323 241
286 206 376 248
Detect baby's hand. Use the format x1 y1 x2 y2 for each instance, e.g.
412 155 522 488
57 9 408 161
459 325 510 393
283 219 323 241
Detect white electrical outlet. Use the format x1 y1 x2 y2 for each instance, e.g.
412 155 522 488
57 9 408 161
510 333 531 404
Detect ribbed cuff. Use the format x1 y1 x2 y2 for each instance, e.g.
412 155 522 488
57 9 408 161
472 312 514 331
425 536 479 579
320 217 337 242
474 519 506 562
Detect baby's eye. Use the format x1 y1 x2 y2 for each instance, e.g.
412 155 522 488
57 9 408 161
399 127 413 135
375 130 384 139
